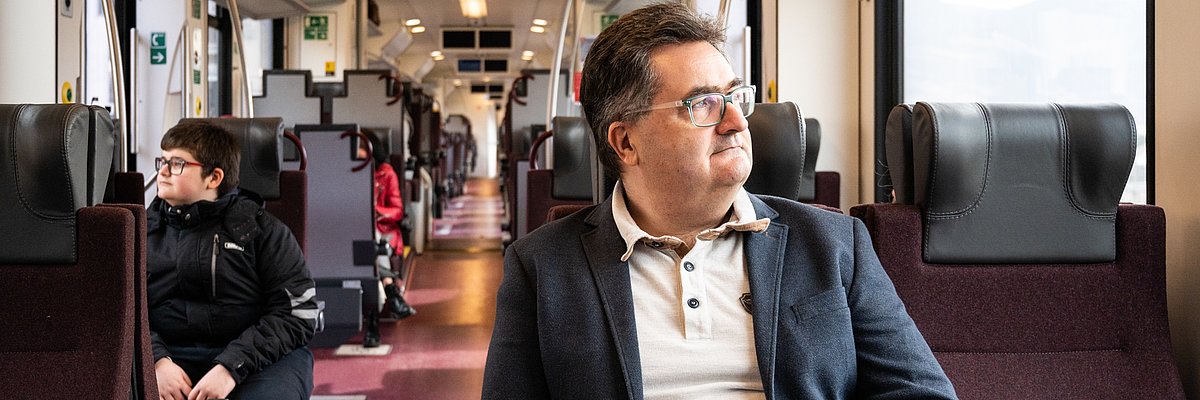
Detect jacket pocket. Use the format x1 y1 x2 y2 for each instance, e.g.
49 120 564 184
790 286 849 323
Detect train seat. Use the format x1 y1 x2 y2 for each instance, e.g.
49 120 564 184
0 104 154 398
850 102 1184 399
743 101 841 208
294 124 380 347
181 117 310 252
525 116 593 234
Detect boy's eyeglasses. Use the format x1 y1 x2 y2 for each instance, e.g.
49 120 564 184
154 157 208 176
628 85 756 127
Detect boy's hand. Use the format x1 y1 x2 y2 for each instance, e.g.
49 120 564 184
187 364 236 400
154 358 193 400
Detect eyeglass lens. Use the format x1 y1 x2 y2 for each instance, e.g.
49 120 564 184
156 158 187 175
691 87 755 126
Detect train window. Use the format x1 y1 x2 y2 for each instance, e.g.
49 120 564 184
901 0 1149 203
241 18 273 96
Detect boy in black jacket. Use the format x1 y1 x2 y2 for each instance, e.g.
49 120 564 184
147 122 318 400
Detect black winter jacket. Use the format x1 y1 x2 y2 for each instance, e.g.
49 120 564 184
147 189 317 383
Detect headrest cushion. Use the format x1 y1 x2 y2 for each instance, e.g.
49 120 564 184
909 102 1134 263
551 116 593 200
0 104 114 264
184 118 284 199
744 102 819 201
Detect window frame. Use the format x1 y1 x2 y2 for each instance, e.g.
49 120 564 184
872 0 1156 204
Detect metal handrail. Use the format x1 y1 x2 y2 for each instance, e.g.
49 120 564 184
129 28 139 156
101 0 128 172
179 23 190 118
283 130 308 171
226 0 255 117
341 130 373 172
547 0 572 127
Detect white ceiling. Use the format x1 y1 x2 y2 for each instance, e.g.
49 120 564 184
372 0 570 83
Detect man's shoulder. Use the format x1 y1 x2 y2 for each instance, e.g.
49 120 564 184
753 194 846 221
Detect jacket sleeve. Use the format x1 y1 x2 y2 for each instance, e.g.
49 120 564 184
213 220 317 383
847 219 958 399
375 165 404 225
481 244 552 399
150 330 171 361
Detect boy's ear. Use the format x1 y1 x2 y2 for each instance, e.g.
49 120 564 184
205 168 224 191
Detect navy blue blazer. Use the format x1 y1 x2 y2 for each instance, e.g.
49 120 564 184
483 194 956 399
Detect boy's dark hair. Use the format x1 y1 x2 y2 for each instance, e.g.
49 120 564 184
161 121 241 196
580 2 726 178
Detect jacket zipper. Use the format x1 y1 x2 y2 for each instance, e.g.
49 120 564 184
211 233 219 298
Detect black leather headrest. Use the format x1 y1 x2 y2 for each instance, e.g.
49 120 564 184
182 118 284 199
885 104 915 204
901 102 1134 264
744 102 820 201
0 104 114 264
551 116 593 200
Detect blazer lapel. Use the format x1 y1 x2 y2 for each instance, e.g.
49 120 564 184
582 199 643 400
744 195 786 399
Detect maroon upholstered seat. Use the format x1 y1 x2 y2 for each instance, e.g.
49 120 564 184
854 102 1183 399
0 104 148 398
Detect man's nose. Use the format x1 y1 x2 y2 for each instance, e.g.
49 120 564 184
718 101 749 135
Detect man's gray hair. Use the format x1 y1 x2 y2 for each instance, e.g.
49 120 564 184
580 2 726 178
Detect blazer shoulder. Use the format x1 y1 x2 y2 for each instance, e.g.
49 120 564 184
754 194 852 225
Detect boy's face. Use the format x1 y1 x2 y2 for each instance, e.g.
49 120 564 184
157 148 222 207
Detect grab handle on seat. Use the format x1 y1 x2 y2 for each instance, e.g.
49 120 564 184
528 130 553 170
283 130 308 171
342 130 372 172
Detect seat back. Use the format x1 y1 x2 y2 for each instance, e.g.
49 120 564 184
851 102 1183 399
178 118 308 251
523 116 593 234
550 116 593 201
294 124 378 347
744 102 818 202
0 103 143 398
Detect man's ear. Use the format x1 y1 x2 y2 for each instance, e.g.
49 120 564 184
205 168 225 191
607 121 638 166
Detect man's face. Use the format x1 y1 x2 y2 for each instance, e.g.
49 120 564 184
156 148 219 207
622 41 752 195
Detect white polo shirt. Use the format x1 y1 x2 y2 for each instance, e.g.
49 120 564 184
612 182 770 399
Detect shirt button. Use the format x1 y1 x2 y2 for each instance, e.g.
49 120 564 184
687 298 700 308
683 261 695 272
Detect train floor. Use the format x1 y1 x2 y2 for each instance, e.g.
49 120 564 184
312 178 505 400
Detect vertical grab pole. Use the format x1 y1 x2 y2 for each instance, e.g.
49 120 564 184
546 0 573 170
101 0 128 172
180 24 190 118
226 0 255 117
129 28 139 155
744 26 752 88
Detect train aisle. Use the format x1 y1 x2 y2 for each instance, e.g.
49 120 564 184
311 178 505 400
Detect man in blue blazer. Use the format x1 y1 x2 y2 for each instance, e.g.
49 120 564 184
484 3 956 399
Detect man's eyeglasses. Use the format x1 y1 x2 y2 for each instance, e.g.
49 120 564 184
154 157 208 176
629 85 756 127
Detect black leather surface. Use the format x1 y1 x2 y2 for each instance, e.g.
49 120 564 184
885 104 915 204
907 102 1134 264
0 104 114 264
743 102 819 201
182 118 284 199
551 116 593 200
